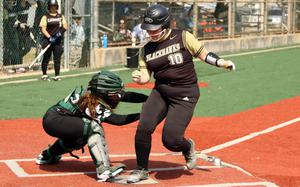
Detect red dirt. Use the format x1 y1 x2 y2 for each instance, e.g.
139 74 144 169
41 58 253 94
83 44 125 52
0 96 300 186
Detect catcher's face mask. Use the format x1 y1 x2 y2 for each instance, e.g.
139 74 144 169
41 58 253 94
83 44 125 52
102 90 123 109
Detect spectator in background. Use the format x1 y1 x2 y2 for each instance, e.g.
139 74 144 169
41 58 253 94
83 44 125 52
16 0 36 71
131 17 149 45
3 0 22 73
113 19 131 42
70 15 85 66
170 18 178 29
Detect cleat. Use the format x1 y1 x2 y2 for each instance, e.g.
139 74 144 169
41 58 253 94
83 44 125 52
97 164 126 182
7 69 16 74
126 168 149 184
35 149 61 165
41 75 50 81
53 76 62 81
183 139 197 170
110 164 126 177
97 170 111 182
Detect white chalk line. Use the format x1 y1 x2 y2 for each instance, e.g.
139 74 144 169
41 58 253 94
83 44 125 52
2 154 218 178
201 117 300 154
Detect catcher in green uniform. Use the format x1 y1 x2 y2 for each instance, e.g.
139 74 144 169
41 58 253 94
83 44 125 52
36 70 148 182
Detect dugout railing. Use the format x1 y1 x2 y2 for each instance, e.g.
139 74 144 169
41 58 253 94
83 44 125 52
1 0 300 77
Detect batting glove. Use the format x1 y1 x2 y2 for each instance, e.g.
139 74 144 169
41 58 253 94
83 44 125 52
49 32 62 44
49 36 57 44
218 59 236 71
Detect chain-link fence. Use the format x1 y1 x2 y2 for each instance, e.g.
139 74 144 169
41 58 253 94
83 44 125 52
97 0 300 45
0 0 93 75
1 0 300 76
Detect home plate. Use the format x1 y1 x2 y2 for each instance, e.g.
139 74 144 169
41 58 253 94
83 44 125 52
110 175 158 185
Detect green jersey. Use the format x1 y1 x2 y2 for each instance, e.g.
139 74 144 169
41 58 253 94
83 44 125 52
51 86 112 123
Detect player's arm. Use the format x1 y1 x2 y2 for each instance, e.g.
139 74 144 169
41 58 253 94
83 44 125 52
103 113 140 126
120 90 148 103
131 48 152 84
39 15 51 39
183 31 235 71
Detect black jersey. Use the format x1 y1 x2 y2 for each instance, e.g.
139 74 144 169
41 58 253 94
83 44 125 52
45 13 63 36
144 30 198 86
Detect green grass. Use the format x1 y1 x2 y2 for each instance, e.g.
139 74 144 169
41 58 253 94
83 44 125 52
0 47 299 119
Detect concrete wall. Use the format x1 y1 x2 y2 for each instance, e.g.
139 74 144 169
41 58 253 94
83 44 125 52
203 33 300 53
91 33 300 68
91 46 127 68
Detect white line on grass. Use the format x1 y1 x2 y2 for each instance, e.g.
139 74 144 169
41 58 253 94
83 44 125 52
0 67 130 86
1 45 300 86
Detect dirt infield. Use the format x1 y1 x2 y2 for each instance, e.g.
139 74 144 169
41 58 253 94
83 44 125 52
0 96 300 186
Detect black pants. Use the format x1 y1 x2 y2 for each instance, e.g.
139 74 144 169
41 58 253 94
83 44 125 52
135 83 200 169
41 40 63 76
42 109 85 156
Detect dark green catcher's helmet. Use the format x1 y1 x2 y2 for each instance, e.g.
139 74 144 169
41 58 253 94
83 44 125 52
88 71 124 96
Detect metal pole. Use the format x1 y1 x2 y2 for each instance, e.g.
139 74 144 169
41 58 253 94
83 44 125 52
112 1 115 33
228 0 235 37
293 0 296 33
263 0 267 35
0 0 3 67
64 0 70 70
91 0 98 49
287 0 293 33
90 0 99 68
192 1 198 37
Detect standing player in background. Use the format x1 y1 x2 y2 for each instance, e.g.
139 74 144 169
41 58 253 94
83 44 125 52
36 71 148 182
128 4 235 183
39 0 67 81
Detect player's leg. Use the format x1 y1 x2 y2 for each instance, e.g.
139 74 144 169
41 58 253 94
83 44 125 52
41 42 52 80
36 110 86 164
162 86 200 170
127 89 168 183
86 120 125 182
52 44 63 81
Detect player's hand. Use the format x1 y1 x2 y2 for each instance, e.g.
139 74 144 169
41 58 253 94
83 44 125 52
49 36 57 44
19 23 26 29
49 32 62 44
218 59 235 71
131 70 141 83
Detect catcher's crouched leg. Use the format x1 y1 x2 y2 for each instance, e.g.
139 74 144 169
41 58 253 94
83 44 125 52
36 138 87 165
85 119 125 182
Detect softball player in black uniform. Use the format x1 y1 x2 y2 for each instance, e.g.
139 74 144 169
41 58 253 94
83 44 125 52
36 71 148 182
128 4 235 183
39 0 67 81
